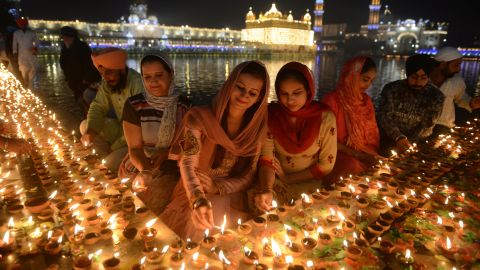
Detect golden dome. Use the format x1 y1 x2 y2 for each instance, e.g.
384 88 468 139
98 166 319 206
264 3 283 19
303 9 311 22
246 7 256 21
287 10 293 22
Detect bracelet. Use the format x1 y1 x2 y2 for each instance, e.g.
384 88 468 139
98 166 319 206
256 187 276 197
192 197 212 210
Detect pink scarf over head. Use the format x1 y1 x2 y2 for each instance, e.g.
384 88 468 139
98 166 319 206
335 56 379 155
169 61 269 171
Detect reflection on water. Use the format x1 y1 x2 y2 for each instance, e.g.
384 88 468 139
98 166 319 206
34 54 480 131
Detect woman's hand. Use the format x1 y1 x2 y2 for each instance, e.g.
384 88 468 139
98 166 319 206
396 138 413 151
132 170 153 193
357 152 385 165
254 190 273 212
191 205 214 231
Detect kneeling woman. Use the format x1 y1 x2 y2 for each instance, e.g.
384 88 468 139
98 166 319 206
322 56 382 182
120 54 190 215
160 61 269 240
254 62 337 212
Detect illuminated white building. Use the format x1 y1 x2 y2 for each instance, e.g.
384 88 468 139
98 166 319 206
241 4 315 49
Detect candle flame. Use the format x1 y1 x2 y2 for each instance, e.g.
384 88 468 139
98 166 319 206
3 230 10 244
284 224 292 231
343 239 348 248
74 224 84 235
218 250 231 265
285 255 293 264
437 216 443 225
301 193 311 203
307 260 314 267
317 226 323 234
237 218 241 225
271 238 282 257
180 262 186 270
7 217 14 228
262 237 269 245
193 251 199 261
337 211 345 221
204 229 210 238
48 190 58 199
31 227 41 238
459 220 464 229
120 178 129 184
303 230 309 238
353 232 358 239
446 237 451 250
140 256 146 265
69 203 80 211
145 217 158 228
221 214 227 234
114 252 120 258
272 200 278 208
348 184 355 193
284 233 292 247
405 249 411 259
47 230 53 240
243 246 252 256
57 236 63 243
329 208 336 216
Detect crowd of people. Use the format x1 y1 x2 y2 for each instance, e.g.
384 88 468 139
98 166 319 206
2 22 479 241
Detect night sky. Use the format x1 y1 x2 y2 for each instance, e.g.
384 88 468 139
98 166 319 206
19 0 478 46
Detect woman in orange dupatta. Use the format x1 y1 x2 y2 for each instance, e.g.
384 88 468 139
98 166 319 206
160 61 269 241
322 56 382 182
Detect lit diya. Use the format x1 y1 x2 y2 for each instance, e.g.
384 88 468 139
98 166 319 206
201 229 216 249
237 219 252 235
301 231 317 250
243 246 260 265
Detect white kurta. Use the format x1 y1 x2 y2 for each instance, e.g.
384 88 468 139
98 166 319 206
12 29 38 89
436 75 471 128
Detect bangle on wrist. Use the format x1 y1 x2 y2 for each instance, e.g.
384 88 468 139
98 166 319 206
192 197 211 210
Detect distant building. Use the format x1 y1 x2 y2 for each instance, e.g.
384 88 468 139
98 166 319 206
241 4 315 51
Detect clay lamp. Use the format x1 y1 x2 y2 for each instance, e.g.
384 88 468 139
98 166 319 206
342 219 355 233
253 216 267 227
217 214 235 242
86 215 101 226
277 206 288 217
378 187 389 197
284 199 298 210
237 219 252 235
379 239 395 254
73 256 92 270
287 264 305 270
170 251 184 267
170 239 184 253
355 196 369 209
184 238 200 255
345 244 362 261
332 225 345 238
44 240 62 256
84 232 100 246
398 201 411 213
407 198 419 209
396 249 414 266
38 208 54 221
25 196 50 214
49 229 64 242
270 239 287 267
337 191 352 201
254 262 269 270
337 200 350 210
71 224 85 245
414 195 427 205
326 208 340 224
301 231 317 250
72 192 85 202
40 176 53 185
93 186 105 195
317 227 332 245
395 189 406 200
243 246 260 265
373 200 387 210
367 224 384 236
379 212 394 224
5 204 23 217
335 182 348 192
0 230 14 251
312 190 330 202
102 256 120 270
267 213 280 223
387 181 399 191
357 183 370 193
375 219 391 231
262 237 274 257
201 229 216 249
122 201 135 213
122 227 138 240
443 225 456 237
100 228 113 240
435 236 457 260
135 207 149 218
285 234 303 257
301 193 313 208
284 224 298 240
389 206 404 219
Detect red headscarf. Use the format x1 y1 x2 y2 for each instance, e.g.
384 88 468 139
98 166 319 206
335 56 379 154
268 61 329 154
16 18 28 29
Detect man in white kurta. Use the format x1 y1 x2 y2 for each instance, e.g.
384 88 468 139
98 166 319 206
12 18 38 89
431 47 480 134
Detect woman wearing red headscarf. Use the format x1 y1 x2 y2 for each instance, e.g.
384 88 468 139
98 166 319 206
322 56 383 183
254 62 337 212
160 61 269 241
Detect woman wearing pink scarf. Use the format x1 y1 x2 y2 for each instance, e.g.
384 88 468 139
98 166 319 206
322 56 383 182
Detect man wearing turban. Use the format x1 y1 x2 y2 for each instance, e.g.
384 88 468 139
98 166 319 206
430 47 480 134
80 47 143 172
378 54 445 153
12 17 38 89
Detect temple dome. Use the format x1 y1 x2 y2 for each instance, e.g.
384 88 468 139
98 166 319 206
287 11 293 22
303 9 311 22
264 3 283 19
246 7 256 21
